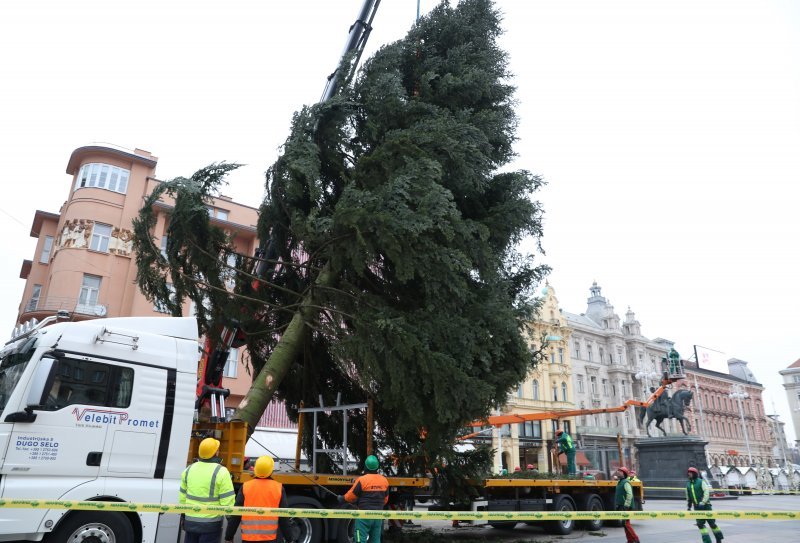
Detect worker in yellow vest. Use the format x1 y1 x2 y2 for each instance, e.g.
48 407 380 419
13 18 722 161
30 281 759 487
180 438 236 543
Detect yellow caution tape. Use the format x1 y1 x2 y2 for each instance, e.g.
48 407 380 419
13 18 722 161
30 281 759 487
644 486 800 494
0 500 797 521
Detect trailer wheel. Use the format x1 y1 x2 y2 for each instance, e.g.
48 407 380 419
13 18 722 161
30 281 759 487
545 494 575 535
284 496 323 543
576 494 604 531
48 511 133 543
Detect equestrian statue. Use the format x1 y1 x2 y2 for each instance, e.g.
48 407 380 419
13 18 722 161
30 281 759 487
637 387 694 437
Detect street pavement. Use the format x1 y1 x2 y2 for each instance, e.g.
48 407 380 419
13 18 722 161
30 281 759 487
399 495 800 542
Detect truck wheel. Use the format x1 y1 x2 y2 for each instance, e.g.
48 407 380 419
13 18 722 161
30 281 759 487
285 496 323 543
576 494 604 531
545 494 575 535
48 511 133 543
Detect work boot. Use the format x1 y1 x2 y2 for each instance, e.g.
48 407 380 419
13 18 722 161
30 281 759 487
712 526 724 542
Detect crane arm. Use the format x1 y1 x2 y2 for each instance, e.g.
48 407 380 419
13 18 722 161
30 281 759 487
467 382 674 429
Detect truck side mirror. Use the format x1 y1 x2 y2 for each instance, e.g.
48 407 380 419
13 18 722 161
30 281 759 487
27 356 58 409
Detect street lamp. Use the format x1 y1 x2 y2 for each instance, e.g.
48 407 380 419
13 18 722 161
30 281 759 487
729 384 753 466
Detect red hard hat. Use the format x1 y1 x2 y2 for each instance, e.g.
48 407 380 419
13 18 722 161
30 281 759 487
556 429 564 435
618 466 630 476
687 467 699 475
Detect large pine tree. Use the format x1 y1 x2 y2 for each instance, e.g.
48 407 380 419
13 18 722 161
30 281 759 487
133 0 548 472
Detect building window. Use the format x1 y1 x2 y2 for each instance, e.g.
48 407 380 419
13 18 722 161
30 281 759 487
517 384 524 398
590 376 598 394
561 382 568 402
550 351 556 364
599 347 604 363
154 284 177 313
577 375 584 393
90 223 113 252
621 380 627 397
78 274 101 311
224 253 237 289
532 379 540 400
793 375 800 384
160 235 169 259
574 341 581 358
75 163 130 194
558 347 564 363
587 345 593 362
206 207 230 221
26 284 42 311
223 348 239 378
602 379 609 396
521 420 542 438
40 235 54 264
552 383 558 402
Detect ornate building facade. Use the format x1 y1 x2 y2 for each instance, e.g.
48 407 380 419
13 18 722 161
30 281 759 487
681 359 774 468
779 358 800 447
564 282 669 473
491 284 576 473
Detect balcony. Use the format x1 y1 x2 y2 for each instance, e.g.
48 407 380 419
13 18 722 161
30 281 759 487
21 296 108 320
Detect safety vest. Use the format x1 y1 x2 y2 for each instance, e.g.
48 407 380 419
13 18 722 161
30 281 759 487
686 477 710 506
241 479 283 541
180 461 236 521
559 433 575 452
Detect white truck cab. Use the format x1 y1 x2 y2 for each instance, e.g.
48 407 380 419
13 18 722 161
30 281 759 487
0 317 199 543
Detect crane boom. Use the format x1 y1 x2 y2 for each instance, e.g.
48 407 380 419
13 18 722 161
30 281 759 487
464 372 683 439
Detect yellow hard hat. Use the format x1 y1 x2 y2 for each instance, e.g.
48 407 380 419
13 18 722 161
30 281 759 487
254 456 275 478
198 438 220 459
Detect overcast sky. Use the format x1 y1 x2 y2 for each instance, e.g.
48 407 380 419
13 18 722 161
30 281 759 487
1 1 798 442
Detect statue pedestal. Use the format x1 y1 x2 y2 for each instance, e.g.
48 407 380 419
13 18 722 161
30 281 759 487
635 436 709 499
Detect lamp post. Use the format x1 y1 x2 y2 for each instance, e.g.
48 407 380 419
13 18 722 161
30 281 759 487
729 384 753 466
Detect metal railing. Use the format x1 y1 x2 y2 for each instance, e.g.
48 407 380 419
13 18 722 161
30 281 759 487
22 296 107 317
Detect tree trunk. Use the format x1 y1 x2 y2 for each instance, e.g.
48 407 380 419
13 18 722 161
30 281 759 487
234 267 330 437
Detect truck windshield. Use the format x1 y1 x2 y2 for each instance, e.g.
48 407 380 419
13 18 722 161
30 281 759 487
0 337 38 413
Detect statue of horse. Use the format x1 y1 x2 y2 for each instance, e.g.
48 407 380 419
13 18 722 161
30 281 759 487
637 388 693 437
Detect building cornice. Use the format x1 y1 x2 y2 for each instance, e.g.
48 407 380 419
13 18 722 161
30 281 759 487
66 145 158 175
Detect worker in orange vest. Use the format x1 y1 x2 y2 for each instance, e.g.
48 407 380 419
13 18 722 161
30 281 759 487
225 456 294 543
338 455 389 542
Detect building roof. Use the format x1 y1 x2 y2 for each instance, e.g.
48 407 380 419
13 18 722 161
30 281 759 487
787 358 800 369
30 210 60 238
66 144 157 175
562 310 602 330
685 365 763 387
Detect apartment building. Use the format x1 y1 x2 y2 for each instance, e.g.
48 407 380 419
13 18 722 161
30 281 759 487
16 144 260 408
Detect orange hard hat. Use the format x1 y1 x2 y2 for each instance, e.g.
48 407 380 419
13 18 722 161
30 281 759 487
556 429 564 435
